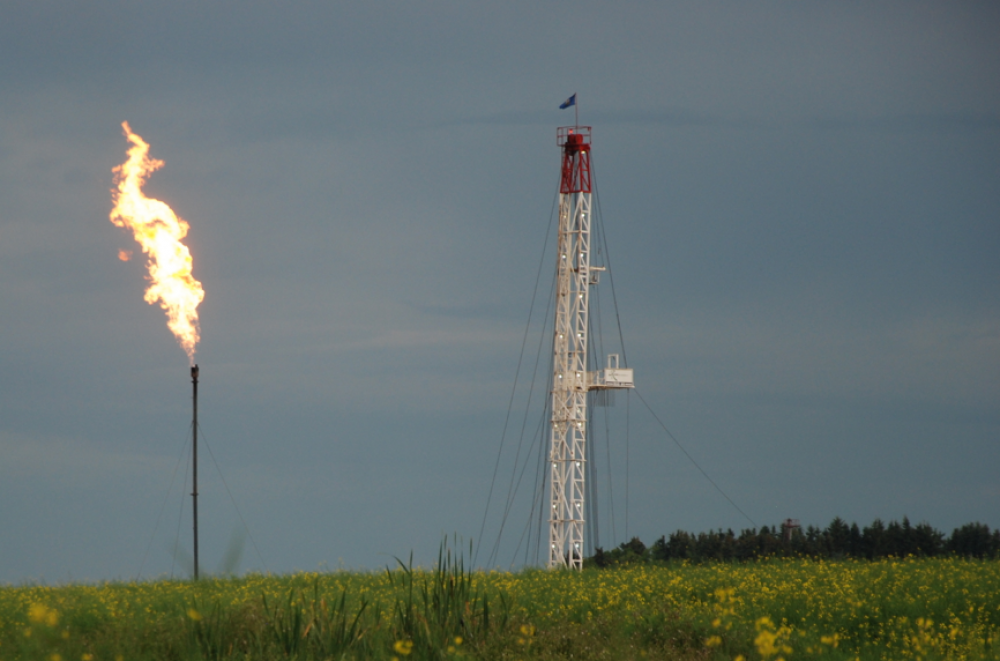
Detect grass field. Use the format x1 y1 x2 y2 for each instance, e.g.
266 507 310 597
2 551 998 660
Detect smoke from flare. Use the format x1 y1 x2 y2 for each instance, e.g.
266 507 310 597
110 122 205 362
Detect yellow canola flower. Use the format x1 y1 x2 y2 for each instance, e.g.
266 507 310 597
755 616 793 659
187 608 202 621
755 628 779 657
393 639 414 655
28 603 60 627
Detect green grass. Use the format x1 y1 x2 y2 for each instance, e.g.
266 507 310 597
2 551 998 660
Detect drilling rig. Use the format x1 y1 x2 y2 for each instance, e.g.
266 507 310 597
548 126 634 569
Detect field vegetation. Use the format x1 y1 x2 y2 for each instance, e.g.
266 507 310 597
2 543 998 660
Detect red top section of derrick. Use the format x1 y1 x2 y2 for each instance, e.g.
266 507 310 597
557 126 592 194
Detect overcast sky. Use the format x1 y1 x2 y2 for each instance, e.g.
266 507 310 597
1 1 997 582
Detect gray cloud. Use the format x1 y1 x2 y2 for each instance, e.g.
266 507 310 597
1 0 998 581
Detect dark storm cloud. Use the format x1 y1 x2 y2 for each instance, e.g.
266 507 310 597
0 0 997 581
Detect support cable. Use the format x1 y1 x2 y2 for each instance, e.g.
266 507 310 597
585 407 599 554
170 442 191 580
136 427 192 580
508 406 552 567
625 390 630 540
634 388 757 528
475 182 560 567
490 268 556 565
602 392 616 544
488 263 556 567
533 414 549 566
197 425 269 574
590 286 617 545
517 385 552 567
521 397 549 566
591 169 629 368
585 314 600 554
590 175 623 549
497 406 548 567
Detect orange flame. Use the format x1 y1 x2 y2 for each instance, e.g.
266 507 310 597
110 122 205 363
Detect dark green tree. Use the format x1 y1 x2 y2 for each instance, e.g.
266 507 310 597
948 523 998 558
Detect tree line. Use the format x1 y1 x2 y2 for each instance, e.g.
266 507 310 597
587 518 1000 567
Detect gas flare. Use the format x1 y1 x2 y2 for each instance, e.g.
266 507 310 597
110 122 205 363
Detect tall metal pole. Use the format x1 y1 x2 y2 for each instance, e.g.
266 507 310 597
191 364 199 580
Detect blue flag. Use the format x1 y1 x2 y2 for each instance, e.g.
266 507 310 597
559 94 576 109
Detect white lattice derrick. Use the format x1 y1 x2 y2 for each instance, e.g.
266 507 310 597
549 184 591 567
546 126 636 569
